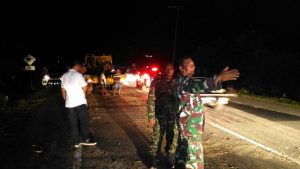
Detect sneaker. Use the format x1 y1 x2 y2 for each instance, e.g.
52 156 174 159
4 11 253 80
80 139 97 146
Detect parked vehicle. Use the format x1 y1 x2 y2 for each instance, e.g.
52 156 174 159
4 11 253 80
41 66 66 87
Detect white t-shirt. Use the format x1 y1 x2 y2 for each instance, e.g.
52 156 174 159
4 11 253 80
61 69 87 108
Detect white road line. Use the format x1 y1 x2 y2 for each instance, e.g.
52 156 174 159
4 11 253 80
207 121 300 166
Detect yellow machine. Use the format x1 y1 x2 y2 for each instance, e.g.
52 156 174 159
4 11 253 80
84 54 114 87
84 74 99 84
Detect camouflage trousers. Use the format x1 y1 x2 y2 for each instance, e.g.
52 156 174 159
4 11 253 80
149 105 178 157
175 112 205 169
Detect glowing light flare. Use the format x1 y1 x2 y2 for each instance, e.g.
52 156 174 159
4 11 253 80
43 75 50 81
125 74 140 82
151 67 158 72
141 73 150 80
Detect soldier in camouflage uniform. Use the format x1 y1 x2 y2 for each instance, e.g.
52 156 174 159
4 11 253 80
148 63 178 167
174 56 239 169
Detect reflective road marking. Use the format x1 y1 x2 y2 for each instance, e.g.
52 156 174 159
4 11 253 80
207 121 300 166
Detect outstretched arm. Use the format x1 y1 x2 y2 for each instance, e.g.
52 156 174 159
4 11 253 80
177 66 239 94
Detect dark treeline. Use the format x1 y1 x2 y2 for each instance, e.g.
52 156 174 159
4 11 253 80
191 29 300 101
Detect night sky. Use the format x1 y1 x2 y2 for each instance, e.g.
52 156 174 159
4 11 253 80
2 1 299 63
1 0 300 99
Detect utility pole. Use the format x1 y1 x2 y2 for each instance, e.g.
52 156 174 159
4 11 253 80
168 5 183 64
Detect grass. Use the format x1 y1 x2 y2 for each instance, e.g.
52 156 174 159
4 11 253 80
1 89 49 123
13 89 48 112
237 88 300 107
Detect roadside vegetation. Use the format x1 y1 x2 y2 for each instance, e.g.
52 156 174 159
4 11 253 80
192 28 300 103
237 88 300 107
1 89 48 124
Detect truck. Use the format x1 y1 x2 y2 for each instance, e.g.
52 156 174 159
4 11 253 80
84 54 114 89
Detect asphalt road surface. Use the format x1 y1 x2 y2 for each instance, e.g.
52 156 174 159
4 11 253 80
1 86 300 169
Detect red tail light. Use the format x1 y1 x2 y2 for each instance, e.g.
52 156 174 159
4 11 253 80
151 67 158 72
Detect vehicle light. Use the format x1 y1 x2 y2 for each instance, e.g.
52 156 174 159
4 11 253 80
151 67 158 72
43 75 50 81
141 73 150 80
42 79 48 86
135 74 140 81
125 74 140 82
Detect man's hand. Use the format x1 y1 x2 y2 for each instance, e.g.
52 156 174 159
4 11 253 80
216 66 240 83
149 119 155 127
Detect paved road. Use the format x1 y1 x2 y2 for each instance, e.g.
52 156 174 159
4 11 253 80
1 87 300 169
206 102 300 165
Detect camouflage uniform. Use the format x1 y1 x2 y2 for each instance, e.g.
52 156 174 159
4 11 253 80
174 75 220 169
148 75 178 158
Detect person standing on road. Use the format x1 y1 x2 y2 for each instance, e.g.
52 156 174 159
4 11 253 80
99 68 107 96
61 60 97 148
148 63 178 167
174 56 239 169
113 68 123 96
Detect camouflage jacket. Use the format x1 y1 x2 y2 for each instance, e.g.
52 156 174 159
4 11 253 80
175 75 220 97
147 75 176 120
174 75 221 137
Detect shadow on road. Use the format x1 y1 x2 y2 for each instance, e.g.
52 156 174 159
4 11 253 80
107 98 152 167
73 145 82 169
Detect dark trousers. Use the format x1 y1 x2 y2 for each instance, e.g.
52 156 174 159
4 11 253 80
67 104 90 143
155 104 176 154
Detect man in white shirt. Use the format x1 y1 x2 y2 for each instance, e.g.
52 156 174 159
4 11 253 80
61 61 96 148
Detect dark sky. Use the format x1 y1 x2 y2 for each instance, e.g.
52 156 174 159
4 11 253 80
1 0 300 67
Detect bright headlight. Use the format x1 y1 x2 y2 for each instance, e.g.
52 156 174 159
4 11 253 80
43 75 50 81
